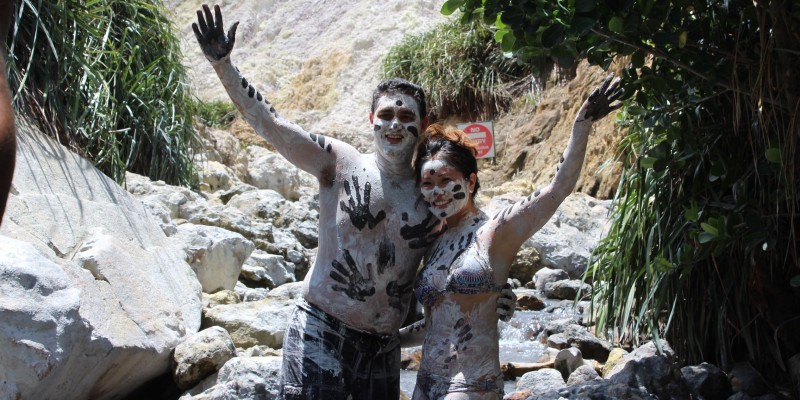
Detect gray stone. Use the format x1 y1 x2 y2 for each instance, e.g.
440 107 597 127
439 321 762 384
172 327 237 390
1 128 201 400
681 362 731 399
566 364 601 385
515 368 566 395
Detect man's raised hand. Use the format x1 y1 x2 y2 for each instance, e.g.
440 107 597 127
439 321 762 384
581 73 624 122
192 4 239 62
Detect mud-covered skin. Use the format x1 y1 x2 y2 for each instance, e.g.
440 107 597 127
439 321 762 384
193 4 437 334
404 76 623 399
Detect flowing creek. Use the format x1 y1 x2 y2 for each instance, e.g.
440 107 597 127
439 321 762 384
399 297 582 396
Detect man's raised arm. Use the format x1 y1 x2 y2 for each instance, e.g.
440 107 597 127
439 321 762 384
193 4 347 179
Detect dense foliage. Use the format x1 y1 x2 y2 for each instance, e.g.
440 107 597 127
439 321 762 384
6 0 201 186
382 18 535 121
445 0 800 388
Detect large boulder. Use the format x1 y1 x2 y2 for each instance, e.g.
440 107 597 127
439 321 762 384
0 128 202 399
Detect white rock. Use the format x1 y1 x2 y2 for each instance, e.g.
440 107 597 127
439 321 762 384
202 282 303 349
240 249 296 288
180 356 282 400
245 146 316 201
1 128 202 400
172 326 237 390
171 223 255 293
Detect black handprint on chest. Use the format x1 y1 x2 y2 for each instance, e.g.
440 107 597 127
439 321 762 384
400 211 444 249
340 176 386 230
329 249 376 301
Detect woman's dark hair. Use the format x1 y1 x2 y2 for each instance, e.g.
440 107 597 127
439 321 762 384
414 123 480 196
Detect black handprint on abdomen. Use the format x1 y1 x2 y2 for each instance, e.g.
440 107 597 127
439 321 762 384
435 318 474 369
340 176 386 230
329 249 376 301
386 280 412 311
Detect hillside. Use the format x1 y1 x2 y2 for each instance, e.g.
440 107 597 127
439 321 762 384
166 0 623 199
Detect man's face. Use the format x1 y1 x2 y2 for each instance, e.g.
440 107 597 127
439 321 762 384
371 93 422 160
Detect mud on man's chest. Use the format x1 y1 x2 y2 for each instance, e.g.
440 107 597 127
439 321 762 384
334 172 430 237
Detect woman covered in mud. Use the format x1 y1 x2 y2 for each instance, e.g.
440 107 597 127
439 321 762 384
399 75 623 399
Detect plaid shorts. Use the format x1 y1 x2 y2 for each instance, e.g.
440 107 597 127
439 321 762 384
280 299 401 400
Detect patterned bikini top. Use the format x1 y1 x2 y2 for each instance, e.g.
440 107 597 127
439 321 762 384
415 242 500 307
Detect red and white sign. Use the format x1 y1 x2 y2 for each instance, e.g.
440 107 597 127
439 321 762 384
457 121 495 159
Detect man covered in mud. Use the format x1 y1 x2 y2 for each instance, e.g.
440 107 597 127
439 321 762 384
192 5 514 399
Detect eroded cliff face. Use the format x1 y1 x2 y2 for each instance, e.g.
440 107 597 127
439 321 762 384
479 61 626 201
168 0 623 200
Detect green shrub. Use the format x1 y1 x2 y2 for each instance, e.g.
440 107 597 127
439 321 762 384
382 19 535 121
187 98 237 129
7 0 201 187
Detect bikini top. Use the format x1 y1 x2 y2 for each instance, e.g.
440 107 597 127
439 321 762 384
415 242 500 307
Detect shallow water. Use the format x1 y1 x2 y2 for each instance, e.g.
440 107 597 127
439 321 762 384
400 304 579 396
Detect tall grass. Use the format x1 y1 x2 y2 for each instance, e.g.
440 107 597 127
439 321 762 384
6 0 201 186
587 1 800 386
382 19 535 121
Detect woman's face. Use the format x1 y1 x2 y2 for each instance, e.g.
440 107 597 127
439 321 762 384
419 158 471 220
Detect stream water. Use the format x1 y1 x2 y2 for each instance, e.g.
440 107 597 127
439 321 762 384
399 298 582 396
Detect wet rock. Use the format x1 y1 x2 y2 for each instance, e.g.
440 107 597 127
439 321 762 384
546 324 611 363
729 362 771 397
533 267 568 290
681 362 731 399
516 290 546 311
543 279 592 300
606 341 691 399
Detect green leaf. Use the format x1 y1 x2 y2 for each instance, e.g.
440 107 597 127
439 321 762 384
678 31 688 48
441 0 466 16
765 147 782 163
569 17 597 35
698 232 716 244
684 205 699 222
790 275 800 288
574 0 596 13
501 30 517 52
654 256 673 272
608 16 624 34
640 156 658 169
541 24 566 48
700 222 718 236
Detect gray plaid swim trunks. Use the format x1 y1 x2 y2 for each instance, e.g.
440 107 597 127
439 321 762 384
280 298 401 400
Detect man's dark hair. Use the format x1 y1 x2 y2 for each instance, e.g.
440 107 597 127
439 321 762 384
371 78 427 118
